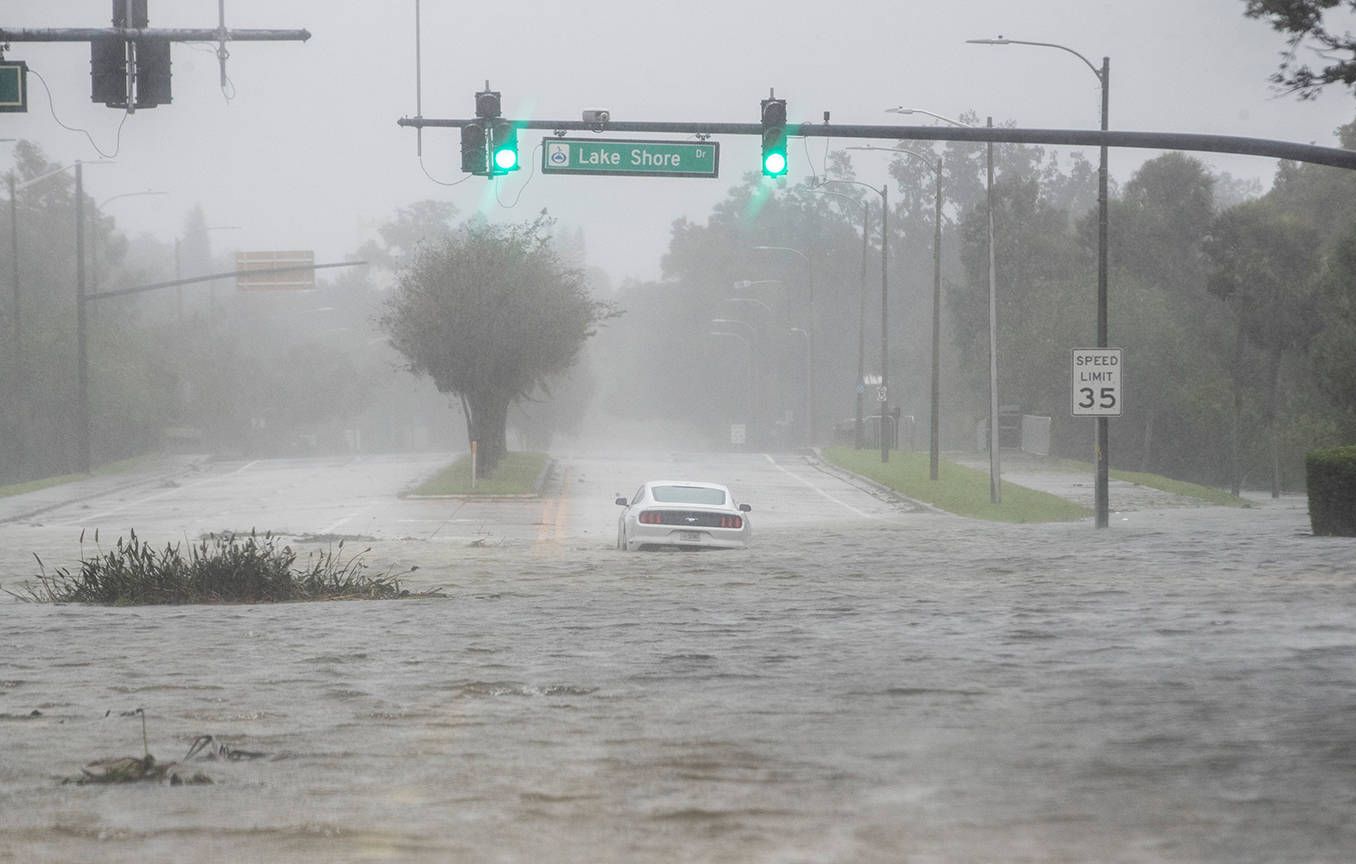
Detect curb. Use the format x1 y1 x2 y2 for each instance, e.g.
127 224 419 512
0 456 212 526
805 448 948 515
402 456 557 502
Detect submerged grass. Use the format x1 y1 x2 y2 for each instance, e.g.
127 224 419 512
13 529 427 605
1040 457 1249 507
823 447 1091 523
411 451 549 496
1108 467 1249 507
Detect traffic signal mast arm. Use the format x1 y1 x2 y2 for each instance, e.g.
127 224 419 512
0 28 310 43
400 115 1356 171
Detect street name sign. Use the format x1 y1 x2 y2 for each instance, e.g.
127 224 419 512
1071 347 1123 417
0 62 28 113
542 138 719 178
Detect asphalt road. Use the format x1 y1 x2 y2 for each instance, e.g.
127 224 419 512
0 449 918 572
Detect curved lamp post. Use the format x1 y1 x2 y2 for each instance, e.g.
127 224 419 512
815 179 890 463
887 107 1001 501
968 36 1111 528
811 185 870 449
709 326 757 447
91 189 167 291
752 245 816 447
848 145 946 480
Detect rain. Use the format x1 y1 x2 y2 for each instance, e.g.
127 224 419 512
2 1 1356 861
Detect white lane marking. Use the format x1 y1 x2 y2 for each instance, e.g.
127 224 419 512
763 454 878 519
67 460 261 525
321 511 362 534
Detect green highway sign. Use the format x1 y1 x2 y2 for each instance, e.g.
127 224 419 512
0 62 28 113
542 138 719 178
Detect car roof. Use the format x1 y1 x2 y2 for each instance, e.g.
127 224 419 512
644 481 730 491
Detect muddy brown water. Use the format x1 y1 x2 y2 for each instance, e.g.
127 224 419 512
2 463 1354 862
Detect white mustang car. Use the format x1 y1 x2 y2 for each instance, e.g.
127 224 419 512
615 481 752 551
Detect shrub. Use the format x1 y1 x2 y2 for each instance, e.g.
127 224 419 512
13 530 422 604
1306 446 1356 537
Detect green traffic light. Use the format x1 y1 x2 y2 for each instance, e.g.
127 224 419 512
493 147 519 171
763 150 787 176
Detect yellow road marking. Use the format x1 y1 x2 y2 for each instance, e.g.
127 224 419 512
533 465 571 554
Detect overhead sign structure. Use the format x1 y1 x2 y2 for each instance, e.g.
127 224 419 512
0 61 28 113
1071 348 1123 417
236 250 316 291
542 138 719 178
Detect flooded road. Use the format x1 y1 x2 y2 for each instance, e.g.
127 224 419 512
2 451 1354 862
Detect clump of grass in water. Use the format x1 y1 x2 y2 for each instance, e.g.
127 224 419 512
66 708 213 786
14 529 427 604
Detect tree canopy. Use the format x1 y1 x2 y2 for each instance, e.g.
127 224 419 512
1245 0 1356 97
381 217 617 473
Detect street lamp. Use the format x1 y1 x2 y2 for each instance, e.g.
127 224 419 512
886 107 1002 501
712 315 761 432
848 145 946 480
752 245 816 447
91 189 168 291
5 159 114 475
968 36 1112 528
175 225 242 322
811 185 870 449
820 176 888 463
709 326 757 447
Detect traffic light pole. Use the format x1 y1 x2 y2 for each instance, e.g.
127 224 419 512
397 115 1356 170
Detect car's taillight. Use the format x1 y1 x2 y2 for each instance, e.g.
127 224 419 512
639 511 662 525
719 515 743 529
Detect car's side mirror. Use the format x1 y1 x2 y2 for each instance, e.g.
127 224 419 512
738 503 752 512
615 496 629 506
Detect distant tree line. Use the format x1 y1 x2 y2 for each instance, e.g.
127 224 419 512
594 115 1356 492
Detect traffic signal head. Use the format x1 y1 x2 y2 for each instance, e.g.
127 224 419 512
461 120 488 175
91 40 130 107
490 120 519 174
761 97 788 177
134 38 172 108
111 0 149 28
475 89 502 119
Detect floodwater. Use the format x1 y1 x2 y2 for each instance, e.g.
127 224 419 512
2 460 1355 862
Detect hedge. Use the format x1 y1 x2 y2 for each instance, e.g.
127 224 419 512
1306 446 1356 537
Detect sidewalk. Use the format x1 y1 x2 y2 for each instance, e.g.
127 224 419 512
951 451 1223 511
0 455 210 525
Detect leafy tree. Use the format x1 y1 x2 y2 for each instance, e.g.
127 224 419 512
1245 0 1356 97
381 217 616 474
1101 154 1225 476
1205 201 1323 495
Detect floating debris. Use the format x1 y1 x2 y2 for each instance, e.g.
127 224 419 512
63 709 215 786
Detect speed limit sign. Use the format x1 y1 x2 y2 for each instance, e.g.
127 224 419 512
1071 348 1123 416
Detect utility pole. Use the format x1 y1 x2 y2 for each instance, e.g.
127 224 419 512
75 162 90 475
5 172 19 474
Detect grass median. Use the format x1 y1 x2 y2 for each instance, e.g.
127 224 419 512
0 455 163 500
822 447 1091 523
410 451 549 496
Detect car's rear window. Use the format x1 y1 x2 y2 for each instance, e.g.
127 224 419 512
651 485 727 505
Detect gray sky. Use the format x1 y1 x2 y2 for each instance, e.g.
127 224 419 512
4 0 1355 284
